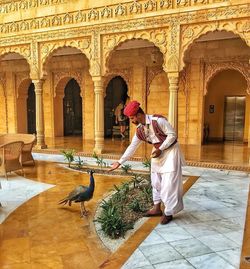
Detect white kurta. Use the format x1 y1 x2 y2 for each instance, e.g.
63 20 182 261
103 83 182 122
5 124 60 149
118 115 185 216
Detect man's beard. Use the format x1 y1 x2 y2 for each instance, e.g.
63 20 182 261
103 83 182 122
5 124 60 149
132 120 139 125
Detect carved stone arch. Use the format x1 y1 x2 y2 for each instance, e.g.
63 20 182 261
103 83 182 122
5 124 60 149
16 73 31 98
204 62 250 96
146 66 163 96
180 19 250 71
104 68 132 97
0 45 32 70
54 71 83 98
40 37 92 78
102 28 168 75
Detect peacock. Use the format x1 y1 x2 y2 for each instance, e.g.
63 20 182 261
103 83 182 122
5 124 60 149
58 170 95 217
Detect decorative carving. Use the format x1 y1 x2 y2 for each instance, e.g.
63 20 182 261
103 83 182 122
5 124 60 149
144 0 156 12
104 68 132 94
129 1 142 14
0 44 32 66
204 61 250 95
88 9 99 21
75 10 86 22
160 0 172 9
115 3 126 16
15 71 30 98
146 66 163 95
101 6 112 18
53 69 83 97
40 37 92 70
167 54 179 72
180 19 250 70
0 0 67 14
103 28 168 73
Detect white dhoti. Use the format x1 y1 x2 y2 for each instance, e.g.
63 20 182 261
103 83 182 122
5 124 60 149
151 171 184 216
151 143 185 216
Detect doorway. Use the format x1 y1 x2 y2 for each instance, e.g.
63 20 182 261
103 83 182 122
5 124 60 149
27 83 36 134
104 76 128 138
224 96 246 142
63 79 82 136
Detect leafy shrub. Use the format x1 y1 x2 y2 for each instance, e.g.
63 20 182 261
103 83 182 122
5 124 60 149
121 164 132 174
128 199 144 212
97 201 133 239
61 149 75 167
142 158 151 171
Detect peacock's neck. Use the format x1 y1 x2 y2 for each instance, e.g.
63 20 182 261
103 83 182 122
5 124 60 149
89 176 95 192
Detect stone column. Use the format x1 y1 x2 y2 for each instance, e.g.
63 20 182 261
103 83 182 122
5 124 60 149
93 77 104 154
33 80 47 149
168 73 179 132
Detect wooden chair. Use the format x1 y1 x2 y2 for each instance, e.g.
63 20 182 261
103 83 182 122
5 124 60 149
0 141 24 179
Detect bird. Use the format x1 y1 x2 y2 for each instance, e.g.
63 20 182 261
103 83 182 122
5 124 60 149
58 170 95 217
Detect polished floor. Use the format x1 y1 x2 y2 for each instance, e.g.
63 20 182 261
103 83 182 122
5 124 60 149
1 137 250 269
42 137 250 168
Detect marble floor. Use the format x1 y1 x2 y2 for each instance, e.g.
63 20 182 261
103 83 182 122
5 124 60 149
121 167 250 269
0 154 249 269
0 175 54 224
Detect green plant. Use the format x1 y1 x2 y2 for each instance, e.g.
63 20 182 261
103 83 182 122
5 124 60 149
61 149 75 167
97 202 133 239
141 185 153 203
130 174 142 188
93 152 107 169
121 164 132 174
128 198 143 212
142 158 151 171
75 156 84 169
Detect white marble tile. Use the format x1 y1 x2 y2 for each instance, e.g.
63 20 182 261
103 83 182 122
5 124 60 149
155 226 193 242
206 219 242 234
180 222 219 238
139 230 166 247
210 206 246 219
139 243 182 265
0 175 54 224
197 234 237 252
169 238 213 258
217 248 241 268
188 253 236 269
189 210 222 222
121 249 151 269
223 231 243 246
154 259 195 269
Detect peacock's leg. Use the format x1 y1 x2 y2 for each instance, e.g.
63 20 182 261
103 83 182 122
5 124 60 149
80 202 88 217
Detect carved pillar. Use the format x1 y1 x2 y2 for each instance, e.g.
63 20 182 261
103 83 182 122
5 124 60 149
33 80 47 149
168 72 179 131
93 77 104 154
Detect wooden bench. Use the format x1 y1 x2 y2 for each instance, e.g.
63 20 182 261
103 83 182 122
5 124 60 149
0 134 36 165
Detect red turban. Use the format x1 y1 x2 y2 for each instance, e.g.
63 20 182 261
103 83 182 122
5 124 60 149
124 101 140 117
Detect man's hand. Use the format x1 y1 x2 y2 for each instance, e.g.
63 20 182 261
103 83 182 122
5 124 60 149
150 149 162 158
108 162 121 172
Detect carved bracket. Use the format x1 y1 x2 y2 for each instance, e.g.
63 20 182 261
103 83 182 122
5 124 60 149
146 66 163 95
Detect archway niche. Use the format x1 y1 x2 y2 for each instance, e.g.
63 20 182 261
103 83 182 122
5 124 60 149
204 69 248 143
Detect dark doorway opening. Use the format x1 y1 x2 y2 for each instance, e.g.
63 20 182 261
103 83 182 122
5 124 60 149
27 83 36 134
63 79 82 136
104 76 129 138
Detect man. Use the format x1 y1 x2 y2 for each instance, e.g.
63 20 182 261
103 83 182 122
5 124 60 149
109 100 185 225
